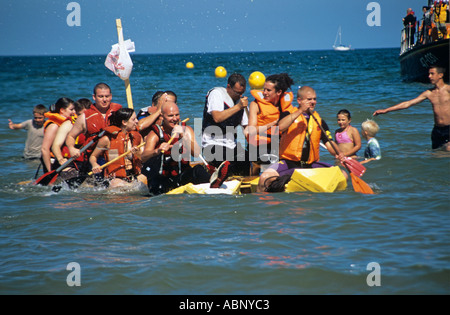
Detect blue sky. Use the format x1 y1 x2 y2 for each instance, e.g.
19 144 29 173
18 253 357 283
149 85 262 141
1 0 428 56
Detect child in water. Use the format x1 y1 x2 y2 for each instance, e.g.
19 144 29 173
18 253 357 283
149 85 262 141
361 119 381 164
334 109 361 158
8 104 48 159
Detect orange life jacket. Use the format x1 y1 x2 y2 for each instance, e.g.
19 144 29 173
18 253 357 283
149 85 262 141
43 113 71 159
83 103 122 155
43 112 69 130
248 90 294 146
151 124 190 177
103 126 142 179
280 111 323 164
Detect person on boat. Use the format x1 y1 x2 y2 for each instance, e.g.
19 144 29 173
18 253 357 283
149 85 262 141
360 119 381 164
257 86 347 193
433 1 448 39
403 8 417 47
51 98 91 178
66 83 122 162
89 108 146 188
40 98 76 173
373 65 450 151
334 109 361 158
8 104 47 160
419 6 433 44
201 73 250 176
137 90 177 139
142 101 222 196
246 73 295 175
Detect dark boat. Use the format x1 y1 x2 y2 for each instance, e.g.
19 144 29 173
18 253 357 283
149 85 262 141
399 1 449 83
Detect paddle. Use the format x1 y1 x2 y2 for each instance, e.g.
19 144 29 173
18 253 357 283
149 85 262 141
198 153 216 174
87 141 146 176
34 131 105 186
309 112 374 194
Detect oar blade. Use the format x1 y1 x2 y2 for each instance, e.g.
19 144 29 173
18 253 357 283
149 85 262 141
34 170 58 186
350 173 374 194
344 158 366 177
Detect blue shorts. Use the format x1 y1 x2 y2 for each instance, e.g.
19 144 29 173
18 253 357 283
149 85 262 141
268 159 333 177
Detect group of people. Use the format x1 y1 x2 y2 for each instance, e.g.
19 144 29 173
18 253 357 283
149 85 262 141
9 65 450 195
404 2 449 48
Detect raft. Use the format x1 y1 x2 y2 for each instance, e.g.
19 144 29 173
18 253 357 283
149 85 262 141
166 179 242 195
166 166 347 195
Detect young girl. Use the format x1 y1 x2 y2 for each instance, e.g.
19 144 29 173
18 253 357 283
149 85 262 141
334 109 361 158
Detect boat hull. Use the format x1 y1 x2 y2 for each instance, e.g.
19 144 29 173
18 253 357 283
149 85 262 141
333 45 351 51
399 39 449 83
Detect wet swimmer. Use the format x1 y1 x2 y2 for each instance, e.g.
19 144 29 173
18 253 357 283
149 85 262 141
89 108 146 188
373 66 450 151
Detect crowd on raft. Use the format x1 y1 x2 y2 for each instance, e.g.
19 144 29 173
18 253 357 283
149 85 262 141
9 65 450 195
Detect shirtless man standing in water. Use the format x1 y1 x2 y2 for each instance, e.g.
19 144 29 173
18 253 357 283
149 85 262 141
373 66 450 151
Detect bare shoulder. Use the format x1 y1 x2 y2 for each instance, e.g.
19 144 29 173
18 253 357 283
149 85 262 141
185 125 195 134
349 125 360 134
444 83 450 93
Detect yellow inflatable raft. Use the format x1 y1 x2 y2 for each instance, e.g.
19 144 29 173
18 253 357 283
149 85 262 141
166 179 242 195
285 166 347 193
167 166 347 195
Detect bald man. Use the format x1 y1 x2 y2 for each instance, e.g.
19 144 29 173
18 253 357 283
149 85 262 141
141 102 211 195
257 86 346 192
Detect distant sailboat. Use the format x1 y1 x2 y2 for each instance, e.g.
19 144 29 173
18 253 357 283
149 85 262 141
333 26 351 51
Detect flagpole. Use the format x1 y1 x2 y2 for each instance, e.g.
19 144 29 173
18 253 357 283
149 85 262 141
116 19 133 109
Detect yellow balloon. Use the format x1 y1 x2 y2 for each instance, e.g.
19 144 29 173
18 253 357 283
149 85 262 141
215 66 227 78
248 71 266 90
186 62 194 69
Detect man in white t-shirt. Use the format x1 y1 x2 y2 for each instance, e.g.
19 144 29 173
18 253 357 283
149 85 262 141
201 73 250 176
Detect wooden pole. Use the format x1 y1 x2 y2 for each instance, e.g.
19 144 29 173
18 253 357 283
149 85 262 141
115 19 134 109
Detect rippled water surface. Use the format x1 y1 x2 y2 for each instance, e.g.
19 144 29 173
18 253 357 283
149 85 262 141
0 49 449 294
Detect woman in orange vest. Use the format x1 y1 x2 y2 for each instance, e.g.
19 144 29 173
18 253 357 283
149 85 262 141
257 86 347 192
89 108 146 188
246 73 295 175
41 97 76 173
51 98 91 176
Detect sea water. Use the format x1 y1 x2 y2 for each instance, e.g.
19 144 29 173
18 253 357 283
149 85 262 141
0 49 449 295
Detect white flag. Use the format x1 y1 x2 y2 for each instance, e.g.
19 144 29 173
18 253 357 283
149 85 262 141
104 39 135 80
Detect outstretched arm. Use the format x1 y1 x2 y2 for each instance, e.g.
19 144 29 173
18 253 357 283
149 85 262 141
8 119 23 129
373 91 428 116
